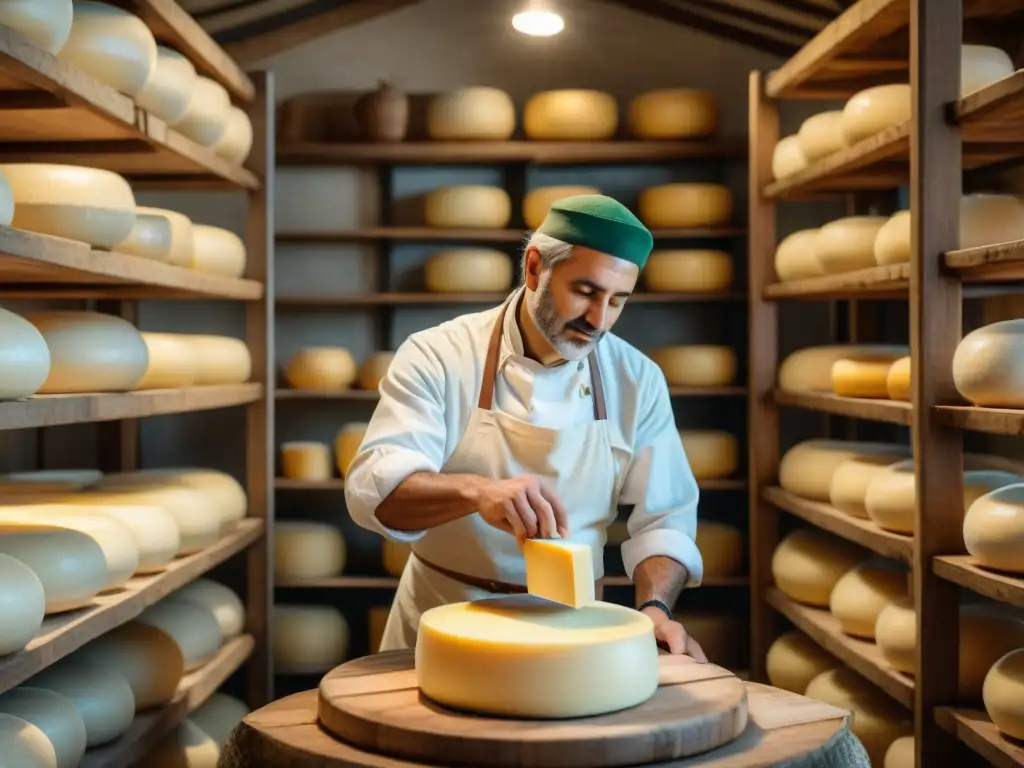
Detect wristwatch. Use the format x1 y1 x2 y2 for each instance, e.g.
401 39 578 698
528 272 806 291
638 598 673 621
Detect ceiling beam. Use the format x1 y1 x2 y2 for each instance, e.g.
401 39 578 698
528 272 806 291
680 0 821 37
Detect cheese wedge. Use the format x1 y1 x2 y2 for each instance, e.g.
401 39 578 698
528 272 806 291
522 538 595 608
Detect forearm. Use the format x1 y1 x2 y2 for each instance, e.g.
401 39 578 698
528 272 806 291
374 471 487 531
633 555 687 609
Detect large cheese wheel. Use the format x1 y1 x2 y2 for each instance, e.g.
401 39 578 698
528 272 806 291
188 335 252 385
335 423 368 478
84 486 220 554
678 430 737 479
0 553 45 655
357 352 393 391
695 521 743 578
0 0 73 55
771 528 864 606
884 736 914 768
523 90 618 140
175 578 245 638
778 439 910 501
148 719 219 768
778 345 908 393
369 606 390 653
831 356 905 399
23 311 148 394
840 84 911 145
137 597 224 672
984 649 1024 740
284 347 356 391
1 164 135 247
415 596 658 718
0 307 50 399
627 89 717 139
649 346 735 387
57 1 156 96
637 184 732 229
214 107 255 165
0 713 57 767
953 319 1024 407
424 249 513 293
796 111 848 162
873 210 910 266
643 250 733 293
829 454 907 518
281 442 332 481
424 185 511 229
0 688 86 768
192 224 246 278
190 693 249 748
275 521 345 580
136 46 197 124
382 539 411 576
772 135 808 180
114 209 178 262
135 332 199 390
886 356 911 400
427 87 516 140
140 207 195 268
0 527 106 613
274 605 350 673
97 468 247 527
773 228 822 282
829 562 908 639
815 216 888 274
875 597 916 673
523 186 599 231
30 660 134 747
176 76 232 147
963 483 1024 573
766 631 838 694
962 44 1015 96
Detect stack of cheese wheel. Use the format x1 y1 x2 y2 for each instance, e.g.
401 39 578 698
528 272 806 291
145 718 220 767
638 183 732 229
190 692 250 748
114 207 195 266
953 319 1024 408
426 87 516 140
829 453 910 518
96 467 247 529
137 592 225 672
673 610 742 669
777 344 909 395
214 107 255 165
0 0 74 55
643 250 733 293
281 441 333 481
840 85 912 145
0 553 45 655
774 228 821 282
177 77 233 147
189 334 252 385
335 423 368 478
284 347 356 390
0 686 87 768
815 215 889 274
829 560 908 639
779 439 910 503
369 606 390 653
796 111 848 162
0 525 108 614
424 185 511 229
357 352 393 390
963 483 1024 574
382 539 411 576
137 46 197 125
766 631 839 694
523 90 618 140
628 89 717 139
424 249 513 293
275 521 346 580
678 430 737 479
0 307 51 399
649 346 736 387
0 713 55 767
772 528 864 606
134 332 200 390
695 520 743 578
175 578 245 640
984 649 1024 742
58 1 157 96
523 186 599 230
274 605 350 673
771 135 808 180
193 224 246 278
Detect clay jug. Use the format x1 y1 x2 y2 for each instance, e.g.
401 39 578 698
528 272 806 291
353 80 409 142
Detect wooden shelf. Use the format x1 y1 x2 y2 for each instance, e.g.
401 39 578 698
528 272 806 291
275 575 750 589
80 634 254 768
277 227 744 243
935 707 1024 768
764 264 910 300
0 519 263 695
764 487 914 563
274 477 747 490
945 239 1024 283
933 555 1024 610
774 389 913 424
935 405 1024 435
766 588 914 709
276 291 745 307
275 388 377 401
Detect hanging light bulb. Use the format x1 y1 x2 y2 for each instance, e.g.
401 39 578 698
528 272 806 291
512 9 564 37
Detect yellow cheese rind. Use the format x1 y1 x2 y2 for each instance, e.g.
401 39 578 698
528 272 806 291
424 185 511 229
831 357 901 399
357 352 394 391
679 430 738 479
953 319 1024 408
983 649 1024 740
275 521 346 580
779 345 909 393
335 423 368 478
284 347 356 391
963 483 1024 574
427 87 516 140
771 528 864 607
778 439 910 502
628 89 717 139
815 216 888 274
649 346 736 387
772 135 808 180
828 562 908 639
886 356 911 400
695 521 743 578
638 183 732 229
281 441 332 481
829 454 906 519
840 84 911 145
774 228 822 282
796 111 848 162
523 90 618 140
424 249 513 293
523 538 595 608
766 630 838 694
643 250 734 293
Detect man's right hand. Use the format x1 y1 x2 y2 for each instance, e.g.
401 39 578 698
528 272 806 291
473 476 569 541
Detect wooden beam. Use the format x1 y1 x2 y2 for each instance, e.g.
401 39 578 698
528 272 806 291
680 0 822 37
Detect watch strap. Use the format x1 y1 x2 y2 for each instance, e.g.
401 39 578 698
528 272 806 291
638 598 673 621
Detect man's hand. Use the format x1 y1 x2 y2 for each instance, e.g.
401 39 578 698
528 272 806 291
641 606 708 662
473 476 569 541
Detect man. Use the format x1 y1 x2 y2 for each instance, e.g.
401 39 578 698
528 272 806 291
345 194 706 659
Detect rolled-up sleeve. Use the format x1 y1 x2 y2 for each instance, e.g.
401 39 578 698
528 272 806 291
344 337 448 542
617 367 703 586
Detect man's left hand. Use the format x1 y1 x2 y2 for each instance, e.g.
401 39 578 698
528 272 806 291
641 606 708 662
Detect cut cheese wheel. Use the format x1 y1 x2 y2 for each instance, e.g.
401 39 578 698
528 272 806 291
357 352 393 391
840 84 911 145
424 185 511 229
425 249 513 293
284 347 356 391
176 76 232 146
97 468 247 527
0 713 57 767
772 135 808 180
58 1 156 96
829 454 907 518
193 224 246 278
778 439 910 502
137 597 224 672
523 539 595 607
678 430 738 479
649 346 736 387
962 44 1015 96
135 332 200 390
136 46 197 124
113 209 178 262
23 311 148 394
427 87 516 140
84 486 220 554
0 307 50 399
190 693 249 748
0 0 73 55
0 527 107 613
382 539 411 576
30 660 134 748
779 345 908 393
415 595 657 717
369 606 390 653
643 250 733 293
874 597 916 673
523 90 618 140
523 186 599 231
188 335 252 385
1 164 135 247
796 111 848 162
774 228 822 282
281 442 332 481
0 553 45 655
695 521 743 578
831 356 904 399
175 578 245 638
627 89 717 139
815 216 888 274
139 207 194 268
984 649 1024 740
0 687 86 768
884 736 914 768
148 719 219 768
886 356 911 400
275 521 346 580
274 605 350 673
829 562 908 639
335 423 368 478
766 630 838 694
214 107 255 165
953 319 1024 407
637 184 732 229
771 528 864 607
963 483 1024 574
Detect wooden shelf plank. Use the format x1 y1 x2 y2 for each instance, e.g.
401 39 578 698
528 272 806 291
277 227 744 243
935 707 1024 768
766 587 915 709
935 405 1024 435
80 634 255 768
945 238 1024 284
764 486 914 563
275 575 750 589
764 264 910 300
774 389 914 424
958 69 1024 142
275 291 745 306
934 555 1024 609
0 519 263 695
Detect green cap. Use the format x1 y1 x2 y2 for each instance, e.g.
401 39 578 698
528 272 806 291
535 194 653 269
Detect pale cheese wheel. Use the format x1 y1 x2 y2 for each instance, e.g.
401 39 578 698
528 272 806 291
0 527 106 613
678 430 738 479
357 352 393 391
829 562 908 639
188 335 252 385
214 107 254 165
284 347 356 391
274 605 350 673
23 311 148 394
961 44 1015 97
873 210 911 266
840 84 911 145
57 1 156 96
148 719 219 768
778 439 910 502
963 483 1024 573
649 346 735 387
643 250 733 293
136 46 197 124
772 135 808 180
771 528 864 607
523 186 599 231
953 319 1024 407
0 553 45 655
275 521 345 580
672 611 742 669
0 307 50 399
137 597 224 672
695 521 743 578
30 660 134 747
886 357 911 400
424 185 511 229
135 332 200 390
335 423 367 478
766 631 838 694
983 649 1024 740
427 87 516 140
0 713 57 767
627 89 717 139
414 596 658 718
874 597 915 673
113 209 177 262
773 228 822 282
884 736 914 768
425 249 513 293
192 224 246 278
96 468 247 527
83 486 220 554
778 345 909 393
1 164 135 247
281 442 332 481
829 454 907 518
815 216 888 274
637 184 732 229
174 578 245 638
0 688 86 768
382 539 411 576
176 76 232 147
796 111 848 162
140 207 195 268
0 0 73 54
369 606 389 653
0 469 100 493
0 169 12 227
190 693 249 748
523 90 618 140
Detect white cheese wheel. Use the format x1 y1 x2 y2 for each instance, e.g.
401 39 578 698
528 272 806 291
23 311 148 394
778 345 909 393
0 553 45 655
771 528 865 607
637 184 732 229
1 163 135 247
274 605 350 673
0 527 106 613
415 596 658 718
953 319 1024 407
523 186 599 231
192 224 246 278
523 90 618 140
97 468 247 527
649 346 736 387
113 209 175 262
962 44 1015 97
840 84 911 145
774 228 822 282
137 597 224 672
369 606 389 653
963 483 1024 573
829 562 908 639
84 486 220 554
135 332 200 390
427 87 516 140
57 1 156 96
357 352 393 391
148 719 219 768
886 356 911 400
627 89 717 139
213 107 254 165
424 249 513 293
424 185 511 229
176 76 232 147
382 539 411 576
188 335 252 385
175 578 245 638
0 307 50 399
796 111 848 162
815 215 889 274
190 693 248 748
141 207 195 268
284 347 356 391
829 454 907 518
0 713 57 767
772 135 808 180
874 597 915 673
695 521 743 578
30 660 134 747
984 649 1024 740
779 439 910 502
335 423 367 478
643 250 734 293
281 442 332 481
678 430 738 479
831 356 905 399
873 210 910 266
136 46 197 124
0 0 73 55
766 631 838 694
0 688 85 768
275 521 345 580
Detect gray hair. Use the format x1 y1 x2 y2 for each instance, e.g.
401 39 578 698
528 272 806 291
521 232 574 282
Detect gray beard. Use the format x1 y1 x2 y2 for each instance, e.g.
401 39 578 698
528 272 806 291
525 277 600 362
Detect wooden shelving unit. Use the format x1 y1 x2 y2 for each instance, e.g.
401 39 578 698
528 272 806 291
748 1 1024 766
